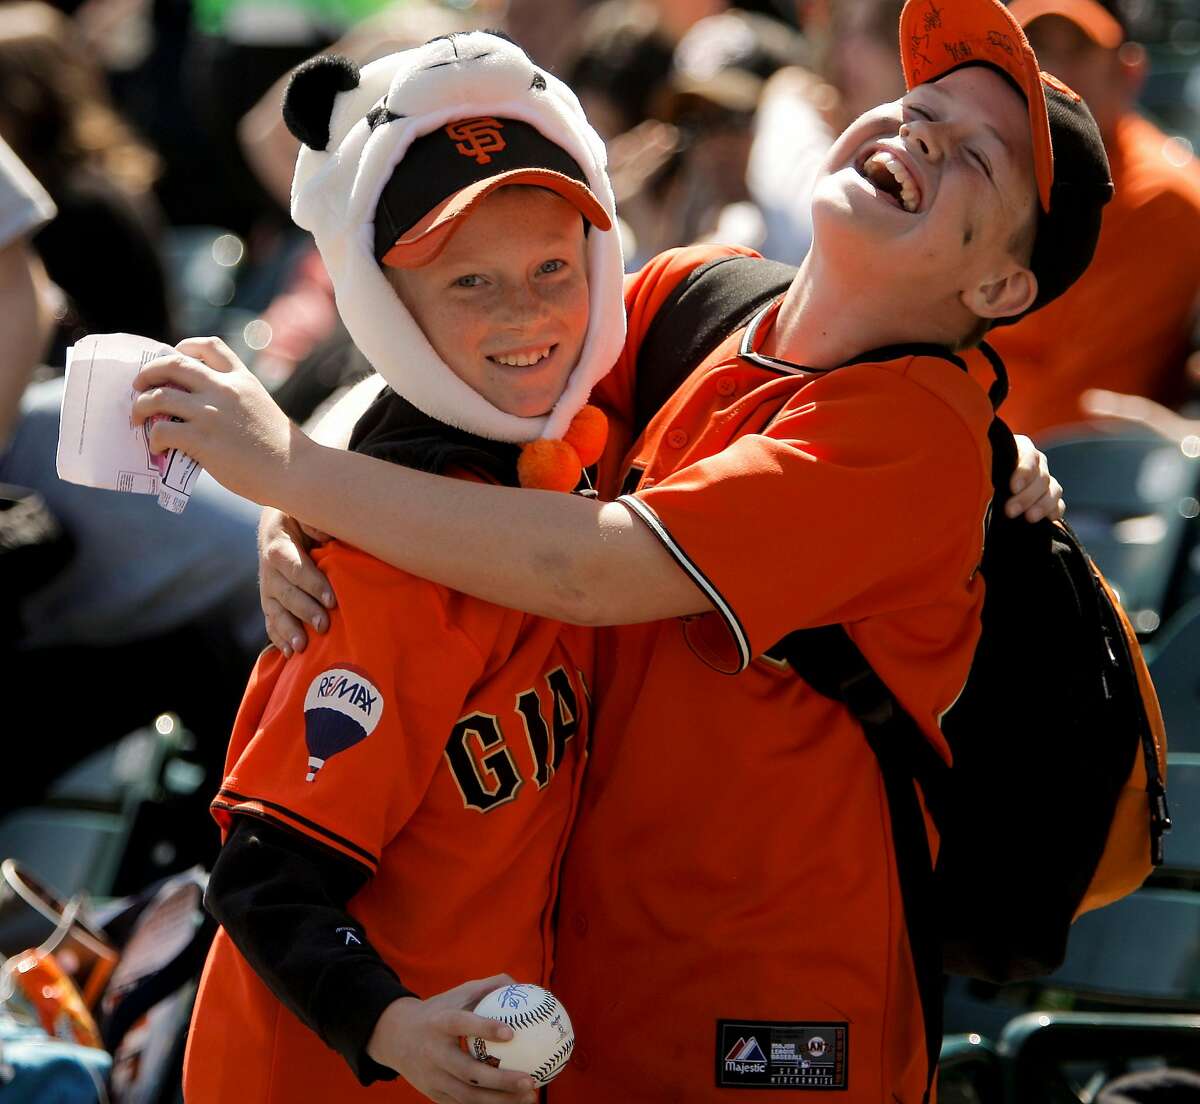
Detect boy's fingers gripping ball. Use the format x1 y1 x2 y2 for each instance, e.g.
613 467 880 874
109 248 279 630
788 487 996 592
466 983 575 1085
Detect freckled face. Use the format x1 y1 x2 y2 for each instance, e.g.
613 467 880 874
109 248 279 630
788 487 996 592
383 187 590 419
811 66 1037 290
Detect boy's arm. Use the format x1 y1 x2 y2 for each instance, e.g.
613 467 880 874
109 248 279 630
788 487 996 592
135 339 1065 636
206 815 411 1086
275 453 710 626
209 816 532 1100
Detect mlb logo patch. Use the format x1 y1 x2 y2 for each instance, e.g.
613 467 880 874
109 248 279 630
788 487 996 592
302 666 383 781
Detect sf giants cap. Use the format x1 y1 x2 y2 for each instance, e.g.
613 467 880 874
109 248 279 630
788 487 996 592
375 117 612 268
899 0 1114 317
1008 0 1125 50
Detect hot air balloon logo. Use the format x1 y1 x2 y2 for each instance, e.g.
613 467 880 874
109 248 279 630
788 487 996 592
302 666 384 781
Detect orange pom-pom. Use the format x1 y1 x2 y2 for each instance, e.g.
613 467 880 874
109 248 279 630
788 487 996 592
562 405 609 467
518 438 582 492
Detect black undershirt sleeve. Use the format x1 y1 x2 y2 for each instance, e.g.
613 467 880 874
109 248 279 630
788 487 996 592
205 814 417 1086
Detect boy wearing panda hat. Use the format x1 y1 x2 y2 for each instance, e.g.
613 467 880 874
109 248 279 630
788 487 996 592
182 32 622 1104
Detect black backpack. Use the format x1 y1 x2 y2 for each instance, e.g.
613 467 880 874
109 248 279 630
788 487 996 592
633 253 1170 1094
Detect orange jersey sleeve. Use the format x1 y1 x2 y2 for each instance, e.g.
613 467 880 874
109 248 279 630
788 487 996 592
213 543 496 873
623 356 993 667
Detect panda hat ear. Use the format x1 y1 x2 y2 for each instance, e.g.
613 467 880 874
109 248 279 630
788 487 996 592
283 54 361 151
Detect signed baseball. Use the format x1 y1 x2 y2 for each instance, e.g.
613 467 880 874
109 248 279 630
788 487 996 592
466 983 575 1084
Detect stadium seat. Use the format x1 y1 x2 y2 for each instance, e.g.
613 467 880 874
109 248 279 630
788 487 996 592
1041 888 1200 1006
0 716 202 899
939 1033 1004 1104
1039 431 1200 636
997 1012 1200 1103
1148 601 1200 753
1158 754 1200 880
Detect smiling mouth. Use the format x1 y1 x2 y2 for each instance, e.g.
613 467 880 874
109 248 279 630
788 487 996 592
489 345 554 367
857 149 922 213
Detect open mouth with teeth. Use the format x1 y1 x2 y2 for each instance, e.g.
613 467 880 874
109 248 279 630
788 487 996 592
857 149 922 213
489 345 556 368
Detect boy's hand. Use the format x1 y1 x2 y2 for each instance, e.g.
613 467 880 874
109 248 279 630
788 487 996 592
131 336 308 507
367 975 539 1104
1006 434 1065 522
259 508 335 657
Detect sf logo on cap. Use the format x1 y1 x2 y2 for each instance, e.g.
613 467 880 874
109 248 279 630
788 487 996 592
446 117 507 165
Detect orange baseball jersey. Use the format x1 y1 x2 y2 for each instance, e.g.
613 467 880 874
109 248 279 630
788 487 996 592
991 112 1200 436
553 246 995 1102
185 542 590 1103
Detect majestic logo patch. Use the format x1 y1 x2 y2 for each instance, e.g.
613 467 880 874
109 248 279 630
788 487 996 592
302 666 383 781
724 1036 768 1073
446 117 506 164
716 1020 848 1090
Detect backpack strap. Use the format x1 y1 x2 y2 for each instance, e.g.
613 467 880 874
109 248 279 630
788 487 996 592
770 626 948 1104
632 254 797 440
977 340 1009 411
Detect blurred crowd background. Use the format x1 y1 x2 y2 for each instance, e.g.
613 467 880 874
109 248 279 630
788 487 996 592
1 0 1200 1100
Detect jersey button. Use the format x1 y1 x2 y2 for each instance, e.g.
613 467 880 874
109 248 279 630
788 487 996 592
574 1049 591 1072
716 377 737 397
572 912 588 936
666 428 689 449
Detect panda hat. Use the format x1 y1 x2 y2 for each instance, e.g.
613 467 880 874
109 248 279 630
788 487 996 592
282 32 626 489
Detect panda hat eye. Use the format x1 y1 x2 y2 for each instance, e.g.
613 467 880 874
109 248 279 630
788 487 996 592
366 102 405 131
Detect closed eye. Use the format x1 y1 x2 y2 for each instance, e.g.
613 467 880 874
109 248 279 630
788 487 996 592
968 148 994 180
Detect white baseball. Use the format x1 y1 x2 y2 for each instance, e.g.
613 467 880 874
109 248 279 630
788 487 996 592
466 983 575 1085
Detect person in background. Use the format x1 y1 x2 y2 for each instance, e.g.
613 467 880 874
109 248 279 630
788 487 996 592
0 86 260 837
0 133 55 450
743 0 901 264
988 0 1200 437
0 1 173 358
606 6 808 268
562 0 675 142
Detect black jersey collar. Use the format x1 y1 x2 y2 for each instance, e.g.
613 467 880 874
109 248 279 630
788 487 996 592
738 301 970 378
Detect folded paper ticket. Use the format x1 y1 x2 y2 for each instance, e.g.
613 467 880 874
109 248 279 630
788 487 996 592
56 333 203 514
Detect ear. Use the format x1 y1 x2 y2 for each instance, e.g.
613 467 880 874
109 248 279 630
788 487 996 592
961 263 1038 322
282 54 361 151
